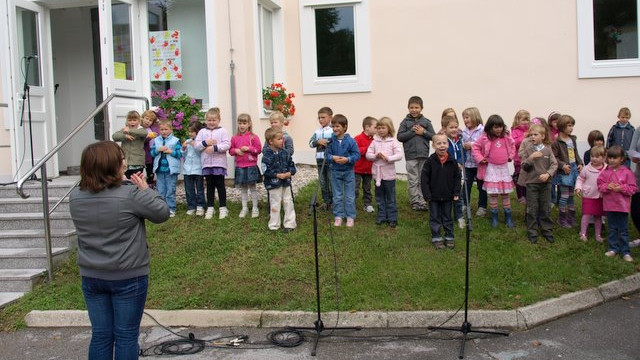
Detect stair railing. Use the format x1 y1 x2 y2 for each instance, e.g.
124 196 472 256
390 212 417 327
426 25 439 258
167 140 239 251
16 94 150 281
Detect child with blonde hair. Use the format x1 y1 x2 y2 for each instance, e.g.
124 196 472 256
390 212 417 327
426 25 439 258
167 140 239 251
575 146 606 242
442 115 465 228
142 109 160 186
461 107 487 216
366 117 403 227
552 115 584 228
112 110 147 179
264 111 293 155
195 107 231 219
230 113 262 218
511 110 531 204
150 120 182 217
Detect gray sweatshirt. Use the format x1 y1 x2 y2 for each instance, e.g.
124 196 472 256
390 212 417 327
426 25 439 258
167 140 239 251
70 182 170 280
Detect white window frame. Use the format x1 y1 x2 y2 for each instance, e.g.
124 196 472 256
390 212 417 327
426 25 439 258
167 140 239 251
299 0 371 94
254 0 284 118
577 0 640 78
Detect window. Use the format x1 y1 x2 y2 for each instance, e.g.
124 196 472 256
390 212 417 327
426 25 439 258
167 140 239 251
299 0 371 94
256 0 284 115
577 0 640 78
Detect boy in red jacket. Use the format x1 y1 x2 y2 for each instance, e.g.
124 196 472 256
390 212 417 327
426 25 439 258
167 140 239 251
354 116 378 213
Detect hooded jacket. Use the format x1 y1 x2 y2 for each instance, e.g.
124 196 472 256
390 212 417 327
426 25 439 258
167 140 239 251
397 114 435 160
366 135 403 186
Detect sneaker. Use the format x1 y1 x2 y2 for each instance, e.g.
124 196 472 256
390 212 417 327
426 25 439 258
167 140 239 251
445 240 455 248
334 217 342 227
251 208 260 218
595 236 605 243
623 254 634 262
205 208 215 220
365 205 375 213
458 218 466 229
433 241 445 250
579 234 587 242
186 209 195 216
283 228 295 233
239 208 248 218
346 218 355 227
169 211 176 218
544 234 555 243
605 250 617 257
528 235 538 244
196 207 205 216
630 239 640 248
388 221 397 228
219 207 228 219
476 207 487 217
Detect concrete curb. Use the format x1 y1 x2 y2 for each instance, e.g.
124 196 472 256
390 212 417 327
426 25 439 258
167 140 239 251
24 273 640 330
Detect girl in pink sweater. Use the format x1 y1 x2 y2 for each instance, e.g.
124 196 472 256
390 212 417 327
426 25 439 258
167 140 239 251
575 146 606 242
511 110 531 204
230 114 262 218
472 115 516 228
366 117 403 227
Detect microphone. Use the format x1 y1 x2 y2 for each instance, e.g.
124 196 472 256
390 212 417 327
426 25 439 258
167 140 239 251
25 55 38 60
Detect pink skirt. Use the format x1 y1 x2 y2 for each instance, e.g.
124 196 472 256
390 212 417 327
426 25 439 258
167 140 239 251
582 197 604 216
483 163 514 194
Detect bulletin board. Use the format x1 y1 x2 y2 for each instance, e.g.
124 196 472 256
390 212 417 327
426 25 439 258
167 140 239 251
149 30 182 81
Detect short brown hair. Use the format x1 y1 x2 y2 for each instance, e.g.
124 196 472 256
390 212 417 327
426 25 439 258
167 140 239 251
528 124 550 145
79 141 124 193
557 115 575 132
158 119 172 129
587 130 605 147
331 114 348 128
126 110 141 120
265 127 283 143
607 145 625 159
441 115 458 128
142 110 157 122
362 116 377 129
408 96 423 108
618 107 631 118
318 107 333 116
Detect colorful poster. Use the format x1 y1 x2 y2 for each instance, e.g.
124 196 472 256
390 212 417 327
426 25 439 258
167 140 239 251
149 30 182 81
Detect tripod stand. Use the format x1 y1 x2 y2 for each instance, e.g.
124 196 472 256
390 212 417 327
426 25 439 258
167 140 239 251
19 55 38 181
289 148 361 356
428 146 508 359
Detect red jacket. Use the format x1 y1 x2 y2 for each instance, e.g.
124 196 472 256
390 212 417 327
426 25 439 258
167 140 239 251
354 131 374 174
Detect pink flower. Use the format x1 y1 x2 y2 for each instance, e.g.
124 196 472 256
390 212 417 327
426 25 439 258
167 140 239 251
190 98 196 105
176 111 184 120
166 88 176 97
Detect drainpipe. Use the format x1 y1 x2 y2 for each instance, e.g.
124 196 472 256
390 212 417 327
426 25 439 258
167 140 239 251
227 0 237 132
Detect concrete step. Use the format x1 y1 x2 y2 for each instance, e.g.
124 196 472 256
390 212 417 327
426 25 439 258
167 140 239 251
0 248 71 269
0 212 75 230
0 176 79 198
0 197 70 213
0 291 25 309
0 229 76 249
0 269 46 292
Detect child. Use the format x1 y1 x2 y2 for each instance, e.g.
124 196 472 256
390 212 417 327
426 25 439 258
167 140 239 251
598 146 637 262
309 107 334 210
442 115 465 229
606 107 634 167
112 110 147 179
195 107 231 220
552 115 584 228
548 111 561 141
142 109 160 186
264 111 293 155
182 122 206 216
230 113 262 218
575 146 606 242
583 130 605 165
421 134 461 249
472 115 516 228
327 114 360 227
461 107 488 217
150 120 182 217
366 117 403 227
354 116 378 213
262 128 297 232
511 110 531 204
518 124 558 243
397 96 435 211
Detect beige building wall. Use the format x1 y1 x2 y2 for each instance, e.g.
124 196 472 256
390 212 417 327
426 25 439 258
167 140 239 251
0 70 12 182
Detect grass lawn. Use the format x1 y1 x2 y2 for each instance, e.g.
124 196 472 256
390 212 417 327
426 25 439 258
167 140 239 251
1 180 639 330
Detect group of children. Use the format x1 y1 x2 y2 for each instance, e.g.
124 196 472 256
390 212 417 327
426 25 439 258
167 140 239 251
111 99 637 262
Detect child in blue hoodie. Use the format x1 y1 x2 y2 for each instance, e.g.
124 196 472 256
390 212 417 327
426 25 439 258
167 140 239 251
182 122 206 216
151 120 182 217
327 114 361 227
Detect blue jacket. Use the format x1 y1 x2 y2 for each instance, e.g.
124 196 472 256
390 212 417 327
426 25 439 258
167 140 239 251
326 133 360 172
447 136 464 165
262 146 296 190
182 140 202 175
151 134 182 175
607 121 635 151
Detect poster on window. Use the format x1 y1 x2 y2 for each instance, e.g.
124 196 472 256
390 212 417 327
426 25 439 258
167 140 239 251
149 30 182 81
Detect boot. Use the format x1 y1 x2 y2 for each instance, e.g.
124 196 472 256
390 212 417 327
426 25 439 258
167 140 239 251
558 211 571 228
567 210 576 227
490 208 499 228
504 208 515 228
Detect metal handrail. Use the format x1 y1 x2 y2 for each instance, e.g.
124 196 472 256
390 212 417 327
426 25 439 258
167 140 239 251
15 93 149 281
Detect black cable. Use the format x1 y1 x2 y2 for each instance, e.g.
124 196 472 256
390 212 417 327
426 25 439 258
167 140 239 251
267 328 305 347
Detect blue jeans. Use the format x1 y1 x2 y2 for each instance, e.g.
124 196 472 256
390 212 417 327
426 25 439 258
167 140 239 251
156 172 177 212
375 179 397 222
464 167 487 209
430 200 454 241
316 159 332 204
82 275 148 360
331 170 356 219
607 211 631 255
184 175 205 210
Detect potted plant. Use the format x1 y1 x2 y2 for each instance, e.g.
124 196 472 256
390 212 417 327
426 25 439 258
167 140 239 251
262 83 295 125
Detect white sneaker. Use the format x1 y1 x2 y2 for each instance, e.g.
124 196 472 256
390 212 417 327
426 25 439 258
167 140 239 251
458 218 466 229
205 208 215 219
476 207 487 217
630 239 640 248
186 209 195 216
239 208 248 218
169 211 176 218
219 206 228 219
251 208 259 218
196 207 205 216
365 205 375 213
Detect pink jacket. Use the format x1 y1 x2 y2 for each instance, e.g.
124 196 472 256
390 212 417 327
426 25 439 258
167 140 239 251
511 124 529 166
194 126 231 169
229 132 262 168
597 165 637 213
575 163 606 199
366 135 403 186
471 132 516 179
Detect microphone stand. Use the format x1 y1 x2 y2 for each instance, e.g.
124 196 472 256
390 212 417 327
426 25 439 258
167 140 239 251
19 56 38 181
289 143 361 356
428 141 508 359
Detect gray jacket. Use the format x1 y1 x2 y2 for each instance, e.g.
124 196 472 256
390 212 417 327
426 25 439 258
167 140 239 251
70 182 170 280
396 114 435 160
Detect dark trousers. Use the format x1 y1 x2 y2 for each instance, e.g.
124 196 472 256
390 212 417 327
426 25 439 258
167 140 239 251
464 167 487 209
526 183 553 237
375 179 397 222
205 174 226 208
316 159 332 204
145 163 155 184
607 211 630 255
355 173 373 207
184 174 206 210
430 200 453 242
